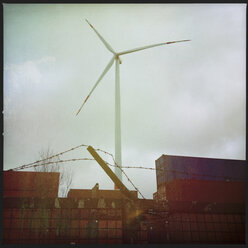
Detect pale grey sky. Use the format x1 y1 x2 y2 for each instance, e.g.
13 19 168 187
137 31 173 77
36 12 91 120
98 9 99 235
4 4 246 198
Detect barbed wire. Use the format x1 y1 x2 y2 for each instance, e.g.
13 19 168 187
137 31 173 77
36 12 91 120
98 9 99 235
12 158 95 171
10 143 146 199
96 149 245 182
8 143 243 191
103 163 244 181
96 148 146 199
96 150 244 181
11 144 120 171
106 164 244 181
11 144 89 171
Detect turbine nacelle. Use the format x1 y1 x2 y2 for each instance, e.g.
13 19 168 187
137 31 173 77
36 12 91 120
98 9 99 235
76 19 191 186
76 19 190 116
115 55 122 64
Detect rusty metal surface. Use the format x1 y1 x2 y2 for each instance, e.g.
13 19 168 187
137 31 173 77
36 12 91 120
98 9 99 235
156 155 246 185
3 153 246 244
4 171 59 198
159 179 245 204
3 197 245 214
3 201 245 244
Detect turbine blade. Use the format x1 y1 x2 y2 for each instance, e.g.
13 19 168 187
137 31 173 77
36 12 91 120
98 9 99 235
85 19 116 54
76 56 115 116
118 39 191 55
166 39 191 44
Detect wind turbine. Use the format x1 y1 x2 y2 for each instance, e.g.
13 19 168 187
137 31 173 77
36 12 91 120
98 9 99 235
76 19 190 188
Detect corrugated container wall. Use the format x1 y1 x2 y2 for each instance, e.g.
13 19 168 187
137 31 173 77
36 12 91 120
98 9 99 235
3 171 60 198
155 155 246 186
164 179 245 203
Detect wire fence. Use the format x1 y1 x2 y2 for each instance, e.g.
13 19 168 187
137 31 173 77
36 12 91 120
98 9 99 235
7 143 244 199
9 144 146 199
9 143 244 179
98 149 146 199
12 144 89 171
12 158 94 171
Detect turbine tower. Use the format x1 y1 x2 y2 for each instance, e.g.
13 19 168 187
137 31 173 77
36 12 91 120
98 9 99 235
76 19 190 188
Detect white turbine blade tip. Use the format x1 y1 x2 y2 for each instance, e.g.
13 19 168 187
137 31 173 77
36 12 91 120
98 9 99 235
76 108 81 116
76 97 89 116
76 104 84 116
166 39 191 44
85 19 93 28
76 56 114 117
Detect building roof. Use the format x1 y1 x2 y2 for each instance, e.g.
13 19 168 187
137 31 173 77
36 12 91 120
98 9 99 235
68 188 138 199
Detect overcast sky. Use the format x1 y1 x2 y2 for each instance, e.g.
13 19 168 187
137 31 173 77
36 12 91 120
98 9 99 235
3 4 246 199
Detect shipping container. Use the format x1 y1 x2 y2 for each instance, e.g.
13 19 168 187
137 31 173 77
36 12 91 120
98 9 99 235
3 197 245 244
155 155 246 186
160 179 245 203
4 171 60 198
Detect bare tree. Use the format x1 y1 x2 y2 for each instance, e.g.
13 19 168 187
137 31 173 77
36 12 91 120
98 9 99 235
58 165 73 198
35 147 73 197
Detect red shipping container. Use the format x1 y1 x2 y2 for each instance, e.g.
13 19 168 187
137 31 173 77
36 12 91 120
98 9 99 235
98 229 108 239
155 154 246 185
4 171 59 198
108 239 119 244
98 220 107 228
52 209 61 219
98 239 108 244
164 179 245 203
4 218 11 228
79 220 88 228
116 220 122 228
80 209 89 219
70 229 79 238
116 229 122 238
71 209 80 219
3 209 12 219
12 209 22 218
71 220 79 228
108 229 116 238
108 220 116 229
